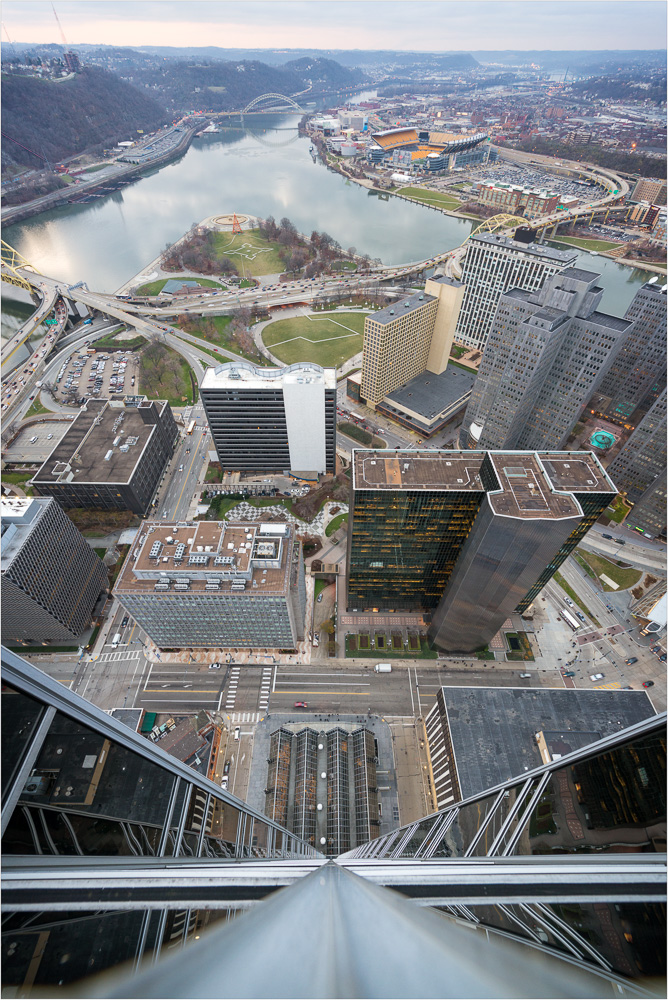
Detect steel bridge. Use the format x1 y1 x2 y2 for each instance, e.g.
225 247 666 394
241 93 306 115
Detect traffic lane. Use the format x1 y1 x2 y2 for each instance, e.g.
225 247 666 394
138 664 224 710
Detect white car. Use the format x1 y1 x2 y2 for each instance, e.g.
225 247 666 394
234 726 240 741
590 673 604 682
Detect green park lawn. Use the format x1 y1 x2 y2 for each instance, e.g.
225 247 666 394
553 236 620 252
396 186 460 211
574 550 641 591
262 313 367 366
605 495 631 523
22 397 50 419
325 513 348 537
210 229 288 277
136 276 226 296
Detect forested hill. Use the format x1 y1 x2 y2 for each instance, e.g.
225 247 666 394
284 56 367 88
2 67 167 170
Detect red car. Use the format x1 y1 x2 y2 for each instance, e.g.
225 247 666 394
294 701 308 708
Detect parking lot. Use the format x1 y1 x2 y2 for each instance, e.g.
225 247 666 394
476 164 607 202
54 347 140 403
3 419 72 463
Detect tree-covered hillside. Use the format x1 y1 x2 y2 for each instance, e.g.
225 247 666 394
2 66 167 169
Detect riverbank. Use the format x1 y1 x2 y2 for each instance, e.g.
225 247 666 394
1 126 199 226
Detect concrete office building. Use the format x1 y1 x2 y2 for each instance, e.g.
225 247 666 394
3 648 665 995
346 449 615 651
1 497 107 645
630 176 667 206
454 234 577 352
459 268 632 452
201 362 336 475
595 279 667 422
361 275 465 406
114 519 306 649
608 388 667 538
32 399 178 516
425 686 657 809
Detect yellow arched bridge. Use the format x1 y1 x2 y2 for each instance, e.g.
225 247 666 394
1 239 42 291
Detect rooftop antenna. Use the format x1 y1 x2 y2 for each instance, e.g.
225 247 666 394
2 21 16 58
51 3 68 46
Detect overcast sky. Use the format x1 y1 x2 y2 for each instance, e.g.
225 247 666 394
3 0 665 51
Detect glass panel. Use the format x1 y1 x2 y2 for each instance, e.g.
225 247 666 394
1 685 46 800
0 911 148 991
491 777 543 855
430 790 503 858
518 730 667 856
252 820 270 858
396 817 440 858
12 711 177 827
200 795 240 859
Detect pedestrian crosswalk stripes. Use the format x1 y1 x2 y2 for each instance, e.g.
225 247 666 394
230 712 262 723
97 649 142 663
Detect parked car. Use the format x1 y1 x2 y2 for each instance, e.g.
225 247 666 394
590 673 604 681
625 657 638 665
563 671 576 678
317 593 323 603
643 680 655 688
294 701 308 708
602 533 613 540
223 761 230 775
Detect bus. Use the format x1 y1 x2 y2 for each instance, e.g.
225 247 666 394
561 607 580 631
186 419 195 435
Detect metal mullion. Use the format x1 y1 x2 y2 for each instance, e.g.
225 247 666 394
413 816 445 858
60 814 84 856
121 822 141 856
236 811 245 858
423 810 459 859
496 903 543 943
158 777 182 857
36 809 59 855
389 824 418 859
133 909 153 972
487 779 537 857
195 795 211 857
517 903 584 961
21 806 44 855
1 706 55 837
376 829 402 859
246 817 255 858
533 902 613 970
501 773 551 857
180 909 192 948
150 909 168 966
172 784 192 857
464 790 507 857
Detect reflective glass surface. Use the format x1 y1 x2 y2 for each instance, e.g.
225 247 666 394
1 685 45 800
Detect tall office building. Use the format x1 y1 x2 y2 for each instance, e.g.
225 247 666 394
595 279 667 421
608 388 667 538
361 275 465 406
459 268 632 451
113 518 305 649
1 497 107 645
346 449 615 650
2 648 665 996
454 233 577 351
630 176 667 205
200 362 336 475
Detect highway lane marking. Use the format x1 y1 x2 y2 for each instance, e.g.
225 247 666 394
277 671 367 677
273 690 371 696
275 680 370 687
144 687 219 693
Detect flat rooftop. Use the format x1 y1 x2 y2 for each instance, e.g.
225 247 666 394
367 291 436 326
438 687 657 798
202 362 336 390
33 400 168 486
384 365 476 421
353 450 615 517
114 519 294 597
1 498 48 572
468 233 578 263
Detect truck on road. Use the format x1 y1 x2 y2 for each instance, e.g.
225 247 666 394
111 633 121 649
374 663 392 673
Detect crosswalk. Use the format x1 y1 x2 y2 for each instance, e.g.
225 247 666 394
229 712 262 723
259 666 272 712
97 649 142 663
224 665 241 712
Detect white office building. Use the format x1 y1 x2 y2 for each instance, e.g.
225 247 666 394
200 362 336 475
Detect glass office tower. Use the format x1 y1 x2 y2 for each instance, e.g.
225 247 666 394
2 647 665 998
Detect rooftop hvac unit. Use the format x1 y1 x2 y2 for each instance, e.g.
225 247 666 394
113 436 122 446
174 583 190 590
119 445 130 453
104 450 113 462
231 584 246 591
149 541 163 559
174 543 186 561
189 554 209 565
165 537 174 544
154 582 170 591
205 583 220 590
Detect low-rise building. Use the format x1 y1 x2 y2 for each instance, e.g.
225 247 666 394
32 399 178 515
114 519 306 649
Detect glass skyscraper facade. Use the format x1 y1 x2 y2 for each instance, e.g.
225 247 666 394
2 646 665 997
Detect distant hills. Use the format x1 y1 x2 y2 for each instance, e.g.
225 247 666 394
1 67 166 170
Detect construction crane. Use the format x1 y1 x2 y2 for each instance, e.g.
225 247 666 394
51 3 68 46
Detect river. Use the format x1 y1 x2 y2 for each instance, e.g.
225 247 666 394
2 93 654 320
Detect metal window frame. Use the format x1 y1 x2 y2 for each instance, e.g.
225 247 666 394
463 790 507 857
1 648 320 858
487 773 550 857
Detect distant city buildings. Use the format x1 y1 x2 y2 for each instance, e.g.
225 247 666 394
595 279 667 422
201 362 336 475
454 234 577 352
459 267 632 451
1 497 107 646
608 388 667 539
32 399 177 516
425 687 657 809
114 519 305 649
346 449 615 652
265 724 378 855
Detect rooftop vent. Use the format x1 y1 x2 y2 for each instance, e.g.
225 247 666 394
104 450 113 462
